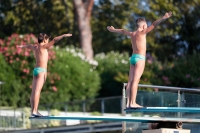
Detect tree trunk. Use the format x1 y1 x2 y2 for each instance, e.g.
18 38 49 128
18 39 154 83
73 0 94 60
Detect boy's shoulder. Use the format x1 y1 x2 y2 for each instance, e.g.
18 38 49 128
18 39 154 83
129 31 137 36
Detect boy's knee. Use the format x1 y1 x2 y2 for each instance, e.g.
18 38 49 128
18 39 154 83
34 91 41 96
132 79 140 82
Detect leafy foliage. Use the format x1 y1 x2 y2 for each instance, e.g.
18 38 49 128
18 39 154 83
132 0 200 61
158 54 200 88
95 51 129 97
1 0 200 61
0 0 78 47
0 34 100 107
0 33 59 106
94 51 163 97
92 0 140 54
0 1 200 109
0 54 22 107
41 46 100 105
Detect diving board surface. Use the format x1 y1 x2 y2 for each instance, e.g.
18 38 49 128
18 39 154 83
29 115 200 123
124 107 200 113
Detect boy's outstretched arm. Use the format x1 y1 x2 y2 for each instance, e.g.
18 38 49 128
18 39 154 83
43 34 72 49
17 44 36 50
142 11 172 34
107 26 131 36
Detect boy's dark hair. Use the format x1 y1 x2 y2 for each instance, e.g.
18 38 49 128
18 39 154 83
38 33 51 43
136 18 146 28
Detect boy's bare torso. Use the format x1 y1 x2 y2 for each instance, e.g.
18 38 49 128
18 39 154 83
130 31 146 56
33 44 48 68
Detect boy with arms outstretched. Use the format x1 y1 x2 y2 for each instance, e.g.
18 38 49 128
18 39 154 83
107 12 172 108
18 33 72 116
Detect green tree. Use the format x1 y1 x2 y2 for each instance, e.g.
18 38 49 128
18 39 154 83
129 0 200 61
0 0 77 46
92 0 140 54
0 0 72 35
73 0 94 60
92 0 200 62
0 0 96 59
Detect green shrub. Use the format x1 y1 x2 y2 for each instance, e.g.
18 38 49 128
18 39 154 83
95 51 129 97
40 46 101 109
1 34 100 108
0 33 58 107
0 54 23 107
157 54 200 106
94 52 162 97
159 54 200 88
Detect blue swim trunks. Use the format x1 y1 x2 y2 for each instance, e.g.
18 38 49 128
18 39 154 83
130 54 146 65
33 67 47 76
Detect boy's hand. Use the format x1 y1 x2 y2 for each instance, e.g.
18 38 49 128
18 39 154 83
107 26 115 31
162 11 172 20
17 45 23 48
63 34 72 37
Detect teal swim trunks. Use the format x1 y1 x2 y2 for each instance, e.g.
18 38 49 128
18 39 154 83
130 54 146 65
33 67 47 76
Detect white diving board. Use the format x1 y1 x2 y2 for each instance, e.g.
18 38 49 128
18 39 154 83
124 107 200 113
29 115 200 123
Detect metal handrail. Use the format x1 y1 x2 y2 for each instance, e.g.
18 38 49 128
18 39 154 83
123 83 200 92
121 83 200 119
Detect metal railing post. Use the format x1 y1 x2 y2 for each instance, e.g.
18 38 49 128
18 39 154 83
82 101 86 115
122 83 126 116
47 106 50 127
122 83 127 133
14 108 16 129
22 108 25 129
177 90 181 118
161 93 164 107
64 104 68 125
101 99 104 116
65 104 68 115
181 92 185 107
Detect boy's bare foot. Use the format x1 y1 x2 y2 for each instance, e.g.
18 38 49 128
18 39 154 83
126 103 129 108
37 111 43 116
129 103 143 108
31 111 43 117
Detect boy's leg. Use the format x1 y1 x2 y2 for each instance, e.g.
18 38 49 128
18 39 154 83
126 64 134 108
32 72 46 114
129 60 145 108
37 73 47 115
30 76 37 113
